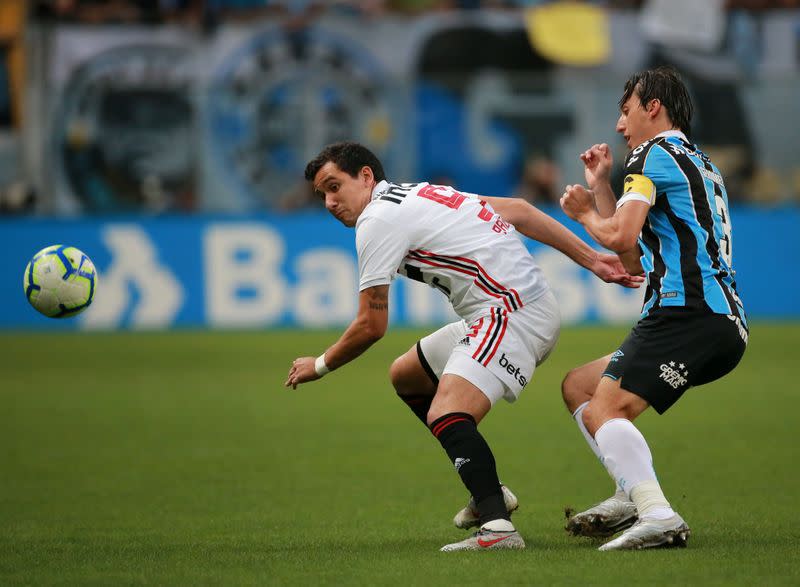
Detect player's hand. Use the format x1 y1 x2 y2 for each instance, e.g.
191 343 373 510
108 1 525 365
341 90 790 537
285 356 320 389
591 252 645 288
560 184 595 221
580 143 613 188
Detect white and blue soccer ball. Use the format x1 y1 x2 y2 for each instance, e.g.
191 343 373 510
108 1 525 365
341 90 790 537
23 245 98 318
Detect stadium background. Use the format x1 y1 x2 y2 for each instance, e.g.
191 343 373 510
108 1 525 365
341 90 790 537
1 1 799 585
1 0 799 329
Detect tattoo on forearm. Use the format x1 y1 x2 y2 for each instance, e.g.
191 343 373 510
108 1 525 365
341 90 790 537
367 287 389 311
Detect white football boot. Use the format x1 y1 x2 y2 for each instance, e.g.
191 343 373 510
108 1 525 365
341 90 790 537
598 513 690 551
453 485 519 530
566 492 638 538
440 519 526 552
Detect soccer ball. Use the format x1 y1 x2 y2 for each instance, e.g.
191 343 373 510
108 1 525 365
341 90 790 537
23 245 98 318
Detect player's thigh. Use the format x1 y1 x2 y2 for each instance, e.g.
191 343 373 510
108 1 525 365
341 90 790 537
389 320 467 396
428 373 492 425
561 353 615 413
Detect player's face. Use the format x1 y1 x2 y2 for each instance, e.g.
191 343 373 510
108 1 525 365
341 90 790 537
616 92 652 150
312 162 374 227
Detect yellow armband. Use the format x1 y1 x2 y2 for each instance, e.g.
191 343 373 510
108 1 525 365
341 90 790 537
617 174 656 208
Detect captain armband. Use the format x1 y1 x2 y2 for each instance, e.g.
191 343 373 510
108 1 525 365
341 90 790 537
617 174 656 209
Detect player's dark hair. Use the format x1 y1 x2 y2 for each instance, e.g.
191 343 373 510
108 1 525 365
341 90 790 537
619 66 693 136
304 142 386 183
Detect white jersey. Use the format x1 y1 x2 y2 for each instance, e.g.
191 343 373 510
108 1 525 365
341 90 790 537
355 180 550 323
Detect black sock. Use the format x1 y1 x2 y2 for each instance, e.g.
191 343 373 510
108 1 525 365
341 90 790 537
398 394 433 424
429 412 508 525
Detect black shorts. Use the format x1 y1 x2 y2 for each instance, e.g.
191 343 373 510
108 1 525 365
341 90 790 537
602 307 748 414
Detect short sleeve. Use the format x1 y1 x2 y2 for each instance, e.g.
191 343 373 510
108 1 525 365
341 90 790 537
355 215 411 291
620 140 674 206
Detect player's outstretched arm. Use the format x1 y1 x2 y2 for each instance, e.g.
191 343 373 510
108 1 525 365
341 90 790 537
285 285 389 389
482 196 643 288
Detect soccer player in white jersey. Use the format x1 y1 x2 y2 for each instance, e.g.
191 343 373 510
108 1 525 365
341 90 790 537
285 142 642 551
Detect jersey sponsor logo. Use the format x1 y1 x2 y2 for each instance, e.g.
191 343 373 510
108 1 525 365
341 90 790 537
499 353 528 387
659 361 689 389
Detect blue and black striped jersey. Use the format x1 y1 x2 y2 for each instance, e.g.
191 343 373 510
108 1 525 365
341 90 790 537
622 131 746 326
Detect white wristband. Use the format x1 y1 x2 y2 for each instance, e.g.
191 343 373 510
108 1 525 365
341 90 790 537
314 354 330 377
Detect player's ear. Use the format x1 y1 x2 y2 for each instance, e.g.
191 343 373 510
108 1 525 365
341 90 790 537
361 165 373 183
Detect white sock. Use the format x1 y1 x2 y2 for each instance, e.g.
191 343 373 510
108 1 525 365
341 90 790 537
594 418 674 519
630 481 675 520
572 402 623 494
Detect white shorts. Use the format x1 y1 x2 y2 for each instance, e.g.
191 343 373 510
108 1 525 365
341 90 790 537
417 289 561 405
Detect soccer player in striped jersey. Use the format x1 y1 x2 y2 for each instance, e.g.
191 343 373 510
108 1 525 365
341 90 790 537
560 66 748 551
285 141 642 551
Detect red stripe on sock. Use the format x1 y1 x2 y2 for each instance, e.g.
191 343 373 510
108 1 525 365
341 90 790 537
432 417 469 438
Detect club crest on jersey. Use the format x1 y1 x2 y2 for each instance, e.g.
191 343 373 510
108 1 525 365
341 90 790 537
659 361 689 389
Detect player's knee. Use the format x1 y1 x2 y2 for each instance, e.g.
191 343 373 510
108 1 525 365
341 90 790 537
390 355 421 397
581 402 600 437
561 368 583 412
389 356 406 393
425 408 439 428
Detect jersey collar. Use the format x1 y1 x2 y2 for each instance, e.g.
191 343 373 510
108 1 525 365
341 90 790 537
655 129 688 141
371 180 390 201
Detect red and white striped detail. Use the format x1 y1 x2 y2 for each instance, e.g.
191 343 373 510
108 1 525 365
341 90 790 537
407 249 523 312
471 307 509 366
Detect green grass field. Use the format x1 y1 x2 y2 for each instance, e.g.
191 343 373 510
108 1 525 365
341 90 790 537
1 324 798 585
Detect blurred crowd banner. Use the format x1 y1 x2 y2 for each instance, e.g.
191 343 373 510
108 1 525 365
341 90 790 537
27 10 800 214
0 207 797 330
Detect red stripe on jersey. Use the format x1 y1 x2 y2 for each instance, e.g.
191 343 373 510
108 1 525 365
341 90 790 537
473 280 513 312
410 249 523 310
410 257 513 311
438 252 524 309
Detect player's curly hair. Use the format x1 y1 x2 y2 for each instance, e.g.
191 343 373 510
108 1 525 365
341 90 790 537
304 142 386 183
619 66 693 137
